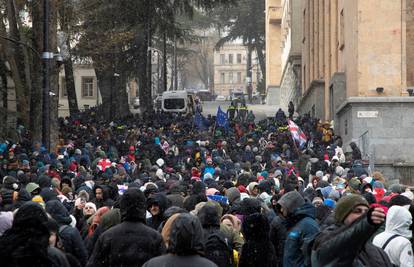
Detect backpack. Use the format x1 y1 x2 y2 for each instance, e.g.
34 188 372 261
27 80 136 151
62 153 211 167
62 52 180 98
204 231 234 267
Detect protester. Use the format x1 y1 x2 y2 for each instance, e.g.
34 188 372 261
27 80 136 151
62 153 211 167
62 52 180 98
87 188 165 267
373 206 413 267
0 104 409 267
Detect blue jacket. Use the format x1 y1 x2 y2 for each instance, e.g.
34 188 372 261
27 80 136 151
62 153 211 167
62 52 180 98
283 203 320 267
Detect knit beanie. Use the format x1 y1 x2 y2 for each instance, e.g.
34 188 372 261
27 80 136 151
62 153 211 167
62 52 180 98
277 190 305 214
334 194 369 223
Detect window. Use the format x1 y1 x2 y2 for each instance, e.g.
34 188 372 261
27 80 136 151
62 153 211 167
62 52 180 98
84 105 90 110
229 72 234 84
220 72 225 84
220 54 225 64
237 54 242 64
229 54 233 64
61 77 67 97
82 77 94 98
237 72 242 83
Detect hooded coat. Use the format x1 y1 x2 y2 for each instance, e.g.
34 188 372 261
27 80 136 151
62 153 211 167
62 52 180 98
146 193 171 230
373 206 413 267
87 189 165 267
0 202 52 267
45 200 88 266
143 213 216 267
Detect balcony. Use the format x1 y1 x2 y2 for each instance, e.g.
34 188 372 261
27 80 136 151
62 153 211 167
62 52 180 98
268 6 282 23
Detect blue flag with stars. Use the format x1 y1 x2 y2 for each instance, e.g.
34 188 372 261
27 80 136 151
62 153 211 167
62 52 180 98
216 106 229 129
194 112 209 131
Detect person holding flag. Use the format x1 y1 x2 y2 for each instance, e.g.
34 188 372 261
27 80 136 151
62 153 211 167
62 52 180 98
216 106 229 131
288 119 308 149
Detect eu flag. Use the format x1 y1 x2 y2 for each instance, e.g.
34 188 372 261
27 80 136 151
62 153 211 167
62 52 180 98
216 106 229 129
194 112 209 131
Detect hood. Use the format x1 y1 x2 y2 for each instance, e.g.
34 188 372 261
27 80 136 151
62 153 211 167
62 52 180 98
147 193 171 214
13 202 48 230
242 213 270 241
278 190 305 215
293 202 316 219
120 189 146 222
197 202 221 228
226 187 241 204
168 213 204 256
45 200 72 225
385 205 412 239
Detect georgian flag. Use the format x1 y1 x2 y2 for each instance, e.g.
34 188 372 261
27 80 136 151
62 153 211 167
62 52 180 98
288 119 307 148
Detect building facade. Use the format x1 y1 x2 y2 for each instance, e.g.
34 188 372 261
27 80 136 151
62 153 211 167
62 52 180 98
58 64 102 117
213 42 260 98
297 0 414 183
279 0 303 111
265 0 282 105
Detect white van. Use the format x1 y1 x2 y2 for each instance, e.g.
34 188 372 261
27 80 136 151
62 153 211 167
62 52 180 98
161 91 196 115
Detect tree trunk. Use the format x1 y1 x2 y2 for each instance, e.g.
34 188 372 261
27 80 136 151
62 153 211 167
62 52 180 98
59 2 79 116
246 44 253 103
49 0 59 151
114 72 130 118
95 68 112 120
30 0 43 143
4 0 30 127
63 55 79 115
255 42 266 83
0 55 8 138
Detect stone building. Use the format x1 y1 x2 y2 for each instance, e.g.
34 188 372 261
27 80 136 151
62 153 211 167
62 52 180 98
265 0 282 104
279 0 303 111
297 0 414 183
213 42 260 98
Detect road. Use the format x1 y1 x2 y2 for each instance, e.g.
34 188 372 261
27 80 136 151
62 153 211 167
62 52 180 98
201 101 277 121
130 100 278 121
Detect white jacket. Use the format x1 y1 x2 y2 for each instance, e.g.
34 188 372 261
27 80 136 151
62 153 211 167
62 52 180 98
373 206 413 267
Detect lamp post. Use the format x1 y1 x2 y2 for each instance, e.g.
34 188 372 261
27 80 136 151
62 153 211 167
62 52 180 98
42 0 52 150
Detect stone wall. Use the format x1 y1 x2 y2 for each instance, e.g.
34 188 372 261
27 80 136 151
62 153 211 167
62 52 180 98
336 97 414 184
407 0 414 87
279 57 301 111
297 80 325 118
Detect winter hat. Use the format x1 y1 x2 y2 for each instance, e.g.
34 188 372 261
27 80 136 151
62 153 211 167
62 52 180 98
389 184 404 194
348 178 361 192
274 170 283 178
316 171 324 179
401 190 414 201
156 158 165 168
156 169 165 180
203 173 213 181
373 181 385 189
334 194 369 223
85 202 97 213
324 199 336 209
277 191 305 214
206 188 219 196
247 182 259 195
25 183 40 194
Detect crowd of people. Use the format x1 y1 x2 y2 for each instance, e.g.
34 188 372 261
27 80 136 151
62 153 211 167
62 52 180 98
0 105 412 267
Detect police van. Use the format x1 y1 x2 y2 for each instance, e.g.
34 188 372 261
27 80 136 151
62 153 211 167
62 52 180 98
161 91 196 115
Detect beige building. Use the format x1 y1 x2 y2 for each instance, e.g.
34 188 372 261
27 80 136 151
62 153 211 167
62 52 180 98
300 0 414 120
279 0 304 110
265 0 282 104
58 64 102 117
213 42 260 97
294 0 414 183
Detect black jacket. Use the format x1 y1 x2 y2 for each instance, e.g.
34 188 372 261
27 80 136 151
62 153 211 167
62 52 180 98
311 213 393 267
45 200 88 266
87 221 165 267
